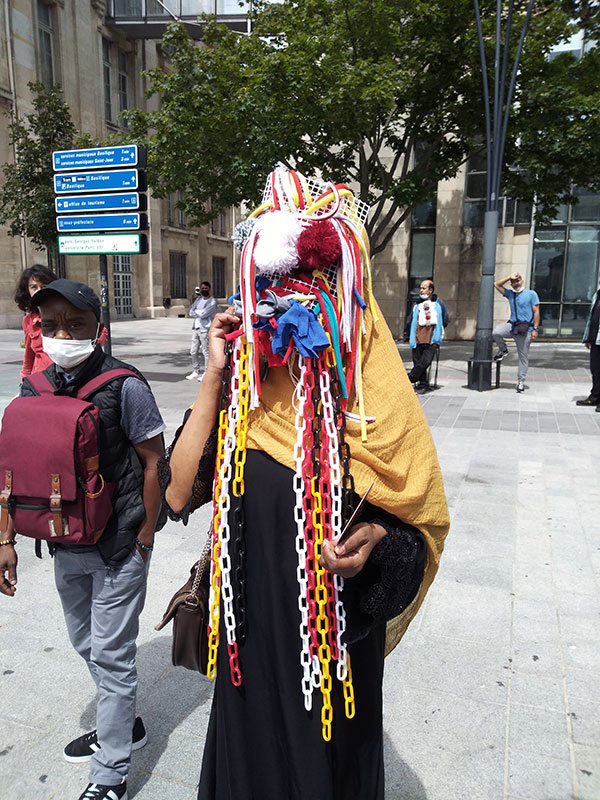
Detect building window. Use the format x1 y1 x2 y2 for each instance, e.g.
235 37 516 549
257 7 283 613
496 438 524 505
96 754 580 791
37 1 56 89
103 38 113 123
406 195 437 326
463 154 487 226
531 192 600 339
113 255 133 317
118 50 129 126
169 252 187 298
177 190 185 228
503 198 533 227
212 256 226 298
166 193 173 226
210 210 226 236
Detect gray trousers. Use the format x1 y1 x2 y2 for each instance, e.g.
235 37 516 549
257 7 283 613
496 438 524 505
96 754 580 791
493 321 532 382
54 546 150 785
191 328 210 372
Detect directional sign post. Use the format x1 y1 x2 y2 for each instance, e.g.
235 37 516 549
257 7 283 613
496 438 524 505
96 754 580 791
57 213 147 233
54 169 143 194
53 145 144 172
55 192 144 214
52 144 148 355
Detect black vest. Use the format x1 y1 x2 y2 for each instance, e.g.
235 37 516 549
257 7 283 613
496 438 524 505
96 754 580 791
21 348 149 566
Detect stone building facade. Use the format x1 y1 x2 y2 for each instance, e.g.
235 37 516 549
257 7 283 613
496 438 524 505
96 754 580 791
0 0 237 329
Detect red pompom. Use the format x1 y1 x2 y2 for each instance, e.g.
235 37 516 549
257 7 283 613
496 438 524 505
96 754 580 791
297 220 342 271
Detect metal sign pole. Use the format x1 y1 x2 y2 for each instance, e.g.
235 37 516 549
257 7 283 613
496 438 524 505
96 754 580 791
99 254 112 356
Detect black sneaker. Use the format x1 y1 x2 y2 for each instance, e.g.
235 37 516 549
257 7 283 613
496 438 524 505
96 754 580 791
576 396 599 406
493 350 508 362
78 780 127 800
516 380 524 393
64 717 147 763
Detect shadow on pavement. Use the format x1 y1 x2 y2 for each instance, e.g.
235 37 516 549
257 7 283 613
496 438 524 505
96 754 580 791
384 733 428 799
78 637 212 798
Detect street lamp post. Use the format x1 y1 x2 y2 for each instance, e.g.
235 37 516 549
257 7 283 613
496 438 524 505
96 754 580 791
469 0 535 389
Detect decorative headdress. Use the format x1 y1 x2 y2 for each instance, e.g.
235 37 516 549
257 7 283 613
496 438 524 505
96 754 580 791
207 169 376 741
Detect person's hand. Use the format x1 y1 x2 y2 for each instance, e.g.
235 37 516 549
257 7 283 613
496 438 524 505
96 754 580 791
0 544 18 596
510 272 520 282
320 522 387 578
206 310 242 373
585 342 591 350
531 330 538 341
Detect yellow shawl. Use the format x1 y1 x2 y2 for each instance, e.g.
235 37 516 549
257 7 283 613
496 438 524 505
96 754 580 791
246 299 450 654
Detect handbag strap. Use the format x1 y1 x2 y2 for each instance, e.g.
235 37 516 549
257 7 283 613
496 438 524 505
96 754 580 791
187 531 212 601
510 290 534 325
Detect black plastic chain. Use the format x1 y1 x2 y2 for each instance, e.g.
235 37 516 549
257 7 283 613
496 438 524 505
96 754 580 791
232 499 247 641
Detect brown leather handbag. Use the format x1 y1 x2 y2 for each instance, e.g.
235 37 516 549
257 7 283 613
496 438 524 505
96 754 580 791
155 537 211 673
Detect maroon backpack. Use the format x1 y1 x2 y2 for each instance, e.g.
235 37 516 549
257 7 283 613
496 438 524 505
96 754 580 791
0 369 139 545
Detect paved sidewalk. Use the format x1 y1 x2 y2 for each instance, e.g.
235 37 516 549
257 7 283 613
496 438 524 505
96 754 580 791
0 319 599 800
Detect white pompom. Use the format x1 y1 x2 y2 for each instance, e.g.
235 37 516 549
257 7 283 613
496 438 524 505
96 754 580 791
253 210 304 275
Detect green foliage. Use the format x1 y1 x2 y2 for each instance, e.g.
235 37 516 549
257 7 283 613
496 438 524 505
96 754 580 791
126 1 596 254
505 44 600 221
0 82 92 252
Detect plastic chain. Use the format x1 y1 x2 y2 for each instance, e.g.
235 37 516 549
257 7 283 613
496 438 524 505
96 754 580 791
292 357 314 711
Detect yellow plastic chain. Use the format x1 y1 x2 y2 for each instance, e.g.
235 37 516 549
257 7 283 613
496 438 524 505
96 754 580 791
311 474 333 740
232 339 250 497
206 404 229 679
343 653 355 719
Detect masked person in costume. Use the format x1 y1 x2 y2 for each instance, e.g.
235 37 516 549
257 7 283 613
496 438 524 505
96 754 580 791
160 170 450 800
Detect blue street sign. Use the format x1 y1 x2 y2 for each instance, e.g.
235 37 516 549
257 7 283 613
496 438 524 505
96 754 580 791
54 169 142 194
56 213 147 232
55 192 142 214
53 145 144 172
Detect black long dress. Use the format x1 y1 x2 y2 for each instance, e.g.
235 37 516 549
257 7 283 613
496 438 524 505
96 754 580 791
198 450 386 800
159 438 426 800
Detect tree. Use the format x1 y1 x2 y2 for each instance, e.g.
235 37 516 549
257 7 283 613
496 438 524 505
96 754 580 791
0 82 91 265
504 44 600 217
126 0 596 256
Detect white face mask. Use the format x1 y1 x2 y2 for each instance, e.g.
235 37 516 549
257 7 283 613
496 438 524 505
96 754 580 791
42 325 100 369
512 284 524 293
419 293 429 300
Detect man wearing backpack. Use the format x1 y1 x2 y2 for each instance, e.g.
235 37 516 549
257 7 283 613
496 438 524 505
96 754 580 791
0 279 165 800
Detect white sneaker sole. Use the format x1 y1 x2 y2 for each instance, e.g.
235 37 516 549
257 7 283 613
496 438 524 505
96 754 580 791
64 733 147 764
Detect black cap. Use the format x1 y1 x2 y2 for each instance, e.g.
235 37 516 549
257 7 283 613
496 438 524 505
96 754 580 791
31 279 101 321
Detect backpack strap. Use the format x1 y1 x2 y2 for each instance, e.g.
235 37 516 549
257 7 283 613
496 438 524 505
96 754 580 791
24 371 55 396
76 368 142 400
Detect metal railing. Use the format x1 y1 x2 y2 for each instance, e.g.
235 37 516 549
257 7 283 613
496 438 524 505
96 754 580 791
107 1 250 18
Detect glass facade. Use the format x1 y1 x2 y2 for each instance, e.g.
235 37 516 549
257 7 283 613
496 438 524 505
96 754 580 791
532 192 600 337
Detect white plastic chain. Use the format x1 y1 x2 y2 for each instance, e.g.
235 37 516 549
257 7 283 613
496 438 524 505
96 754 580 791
292 356 314 711
319 363 349 682
215 338 242 651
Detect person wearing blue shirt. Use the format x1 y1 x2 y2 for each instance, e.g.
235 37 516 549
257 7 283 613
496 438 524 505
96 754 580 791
407 280 444 394
492 272 540 393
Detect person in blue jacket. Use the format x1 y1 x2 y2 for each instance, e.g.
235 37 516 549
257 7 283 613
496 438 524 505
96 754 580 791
407 279 444 394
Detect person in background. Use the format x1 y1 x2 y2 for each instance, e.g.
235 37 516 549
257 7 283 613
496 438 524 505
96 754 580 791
492 272 540 394
575 285 600 410
407 279 444 394
15 266 109 384
404 281 449 341
14 264 58 381
1 279 165 800
186 281 218 381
